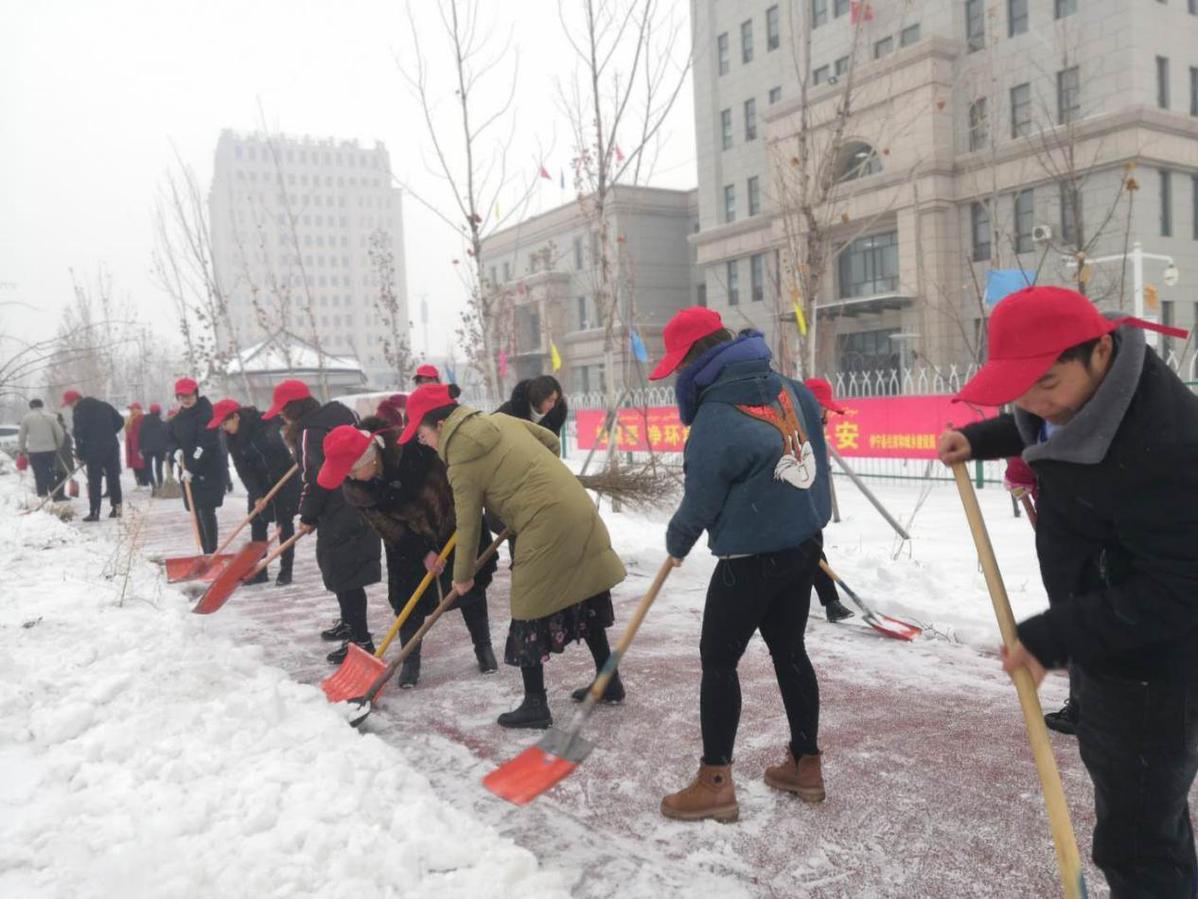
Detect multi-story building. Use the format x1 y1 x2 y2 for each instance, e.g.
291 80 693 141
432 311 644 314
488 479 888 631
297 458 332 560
691 0 1198 377
209 130 408 389
478 185 698 397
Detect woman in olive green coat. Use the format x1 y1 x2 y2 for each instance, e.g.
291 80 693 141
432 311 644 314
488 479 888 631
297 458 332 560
400 383 627 729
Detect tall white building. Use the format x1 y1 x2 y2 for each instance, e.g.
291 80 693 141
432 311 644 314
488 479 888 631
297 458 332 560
209 130 408 389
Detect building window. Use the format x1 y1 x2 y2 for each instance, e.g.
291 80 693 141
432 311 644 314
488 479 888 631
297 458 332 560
1057 66 1080 124
835 56 850 76
837 142 881 181
724 184 736 223
1060 183 1082 245
744 98 758 141
720 109 733 150
717 33 730 75
966 0 986 52
834 0 850 16
1160 169 1173 236
697 282 707 307
1192 175 1198 238
813 65 830 85
577 296 588 329
1055 0 1077 17
874 37 893 59
838 328 899 375
767 5 780 50
1014 189 1035 253
969 98 989 151
838 231 899 298
1158 56 1170 109
574 236 584 270
1190 66 1197 116
1008 0 1028 36
750 254 766 302
1011 83 1032 137
812 0 828 28
727 260 740 305
741 19 754 64
900 23 920 46
971 202 991 261
748 175 761 216
769 85 782 104
503 261 511 281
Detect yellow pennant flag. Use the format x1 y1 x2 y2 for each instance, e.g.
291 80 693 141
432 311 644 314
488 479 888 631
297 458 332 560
550 341 562 372
791 294 808 337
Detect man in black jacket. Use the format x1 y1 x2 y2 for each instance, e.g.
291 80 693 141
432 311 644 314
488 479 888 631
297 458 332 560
138 403 168 492
167 378 224 553
64 389 124 521
938 286 1198 897
211 399 299 585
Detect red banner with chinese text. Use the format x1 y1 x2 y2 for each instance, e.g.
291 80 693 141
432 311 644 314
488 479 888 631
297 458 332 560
576 395 992 459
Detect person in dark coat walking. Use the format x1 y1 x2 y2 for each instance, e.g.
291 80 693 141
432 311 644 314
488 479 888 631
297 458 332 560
803 378 855 624
64 389 124 521
138 403 168 491
938 286 1198 897
167 378 225 553
267 379 382 663
318 417 498 688
210 399 300 586
496 375 568 438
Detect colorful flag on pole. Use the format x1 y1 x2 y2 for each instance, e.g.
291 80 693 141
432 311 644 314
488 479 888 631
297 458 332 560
630 328 648 363
791 290 808 336
538 165 551 180
850 1 874 23
445 363 458 385
498 349 509 379
984 269 1035 306
550 341 562 372
614 144 625 163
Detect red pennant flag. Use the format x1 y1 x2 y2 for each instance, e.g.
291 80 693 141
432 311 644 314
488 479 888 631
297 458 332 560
538 165 551 180
614 144 625 163
850 1 874 23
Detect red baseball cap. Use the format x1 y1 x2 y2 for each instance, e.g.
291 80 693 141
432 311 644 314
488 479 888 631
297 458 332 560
174 377 199 396
263 379 312 419
399 383 456 444
61 390 81 406
207 398 241 429
649 307 725 380
149 403 162 414
804 378 845 414
318 425 374 489
414 364 440 380
130 401 142 411
956 286 1188 406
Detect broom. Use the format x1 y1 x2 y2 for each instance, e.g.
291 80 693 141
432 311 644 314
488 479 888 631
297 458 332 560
576 462 679 511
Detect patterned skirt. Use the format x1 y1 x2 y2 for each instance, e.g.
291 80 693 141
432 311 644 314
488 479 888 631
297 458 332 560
503 591 615 668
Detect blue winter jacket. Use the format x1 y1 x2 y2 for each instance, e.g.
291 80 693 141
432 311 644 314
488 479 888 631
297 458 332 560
666 357 831 559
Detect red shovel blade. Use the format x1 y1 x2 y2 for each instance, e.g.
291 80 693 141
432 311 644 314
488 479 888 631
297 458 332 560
484 746 580 806
191 542 269 614
864 613 922 642
321 642 388 703
165 553 235 583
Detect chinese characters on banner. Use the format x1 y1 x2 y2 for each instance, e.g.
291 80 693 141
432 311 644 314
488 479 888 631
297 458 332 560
575 395 992 459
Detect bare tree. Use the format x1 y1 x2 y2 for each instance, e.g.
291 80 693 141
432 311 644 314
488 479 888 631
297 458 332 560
368 228 413 385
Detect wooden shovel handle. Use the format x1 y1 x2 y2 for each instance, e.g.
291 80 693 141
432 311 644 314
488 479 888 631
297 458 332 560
212 465 299 557
21 463 85 516
182 478 204 552
952 463 1085 899
245 530 305 579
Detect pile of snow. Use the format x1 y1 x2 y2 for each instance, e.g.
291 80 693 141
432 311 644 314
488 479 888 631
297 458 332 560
0 475 566 899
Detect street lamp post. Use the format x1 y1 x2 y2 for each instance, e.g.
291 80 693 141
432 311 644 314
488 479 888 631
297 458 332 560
1063 241 1180 350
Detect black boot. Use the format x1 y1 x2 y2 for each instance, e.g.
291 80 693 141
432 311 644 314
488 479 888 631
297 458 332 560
274 569 292 587
244 568 269 586
398 653 421 689
497 692 552 729
475 645 498 674
82 511 100 522
327 639 375 665
460 600 496 674
825 599 854 623
571 671 625 704
321 619 352 642
109 505 122 519
1044 698 1079 736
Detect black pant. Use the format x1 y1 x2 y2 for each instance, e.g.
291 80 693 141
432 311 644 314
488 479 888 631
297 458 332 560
143 451 163 488
336 587 371 643
193 504 218 554
812 551 840 608
85 445 122 515
699 540 822 766
251 515 295 576
29 451 56 496
385 544 491 656
1075 668 1198 897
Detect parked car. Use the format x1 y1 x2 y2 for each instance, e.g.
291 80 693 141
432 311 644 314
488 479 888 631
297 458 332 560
0 423 21 457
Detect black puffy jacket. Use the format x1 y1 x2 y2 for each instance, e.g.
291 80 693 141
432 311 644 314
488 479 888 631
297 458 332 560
138 412 168 454
962 329 1198 682
167 396 225 509
225 407 300 522
71 397 123 463
496 379 568 437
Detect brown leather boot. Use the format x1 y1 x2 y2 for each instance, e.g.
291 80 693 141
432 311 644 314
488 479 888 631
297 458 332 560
764 748 825 803
660 763 739 822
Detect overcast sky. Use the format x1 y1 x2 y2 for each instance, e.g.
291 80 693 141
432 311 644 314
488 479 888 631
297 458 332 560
0 0 695 359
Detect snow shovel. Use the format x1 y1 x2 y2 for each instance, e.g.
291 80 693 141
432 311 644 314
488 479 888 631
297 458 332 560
168 466 299 583
337 529 510 722
321 532 458 703
818 561 922 641
952 463 1086 899
484 557 674 806
20 462 85 516
190 530 305 615
164 479 229 582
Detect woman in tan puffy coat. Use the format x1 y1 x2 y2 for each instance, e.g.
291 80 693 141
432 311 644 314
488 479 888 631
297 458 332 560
400 383 627 729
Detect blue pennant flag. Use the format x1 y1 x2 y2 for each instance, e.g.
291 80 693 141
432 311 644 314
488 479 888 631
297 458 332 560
985 269 1036 306
444 363 458 385
630 328 648 363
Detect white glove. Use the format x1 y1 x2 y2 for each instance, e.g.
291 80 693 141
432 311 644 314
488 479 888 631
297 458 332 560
180 469 194 483
773 434 816 490
192 446 204 461
174 449 185 467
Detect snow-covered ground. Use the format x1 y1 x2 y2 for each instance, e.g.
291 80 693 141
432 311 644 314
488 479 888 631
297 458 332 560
0 457 1136 897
